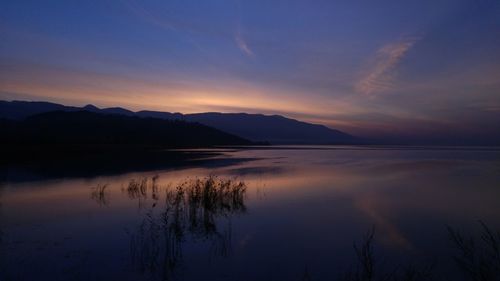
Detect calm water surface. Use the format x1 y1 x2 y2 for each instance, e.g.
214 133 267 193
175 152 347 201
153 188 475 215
1 146 499 280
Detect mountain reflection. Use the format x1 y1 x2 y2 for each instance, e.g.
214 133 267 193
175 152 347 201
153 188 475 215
124 176 247 280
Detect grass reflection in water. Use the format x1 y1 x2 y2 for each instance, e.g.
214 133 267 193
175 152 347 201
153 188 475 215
123 176 247 280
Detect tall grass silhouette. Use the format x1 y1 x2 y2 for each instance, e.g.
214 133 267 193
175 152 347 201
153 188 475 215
90 183 109 206
120 177 498 281
447 221 500 281
126 176 247 281
340 222 500 281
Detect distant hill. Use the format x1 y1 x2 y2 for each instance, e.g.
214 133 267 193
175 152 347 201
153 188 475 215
183 112 356 144
0 100 80 119
0 110 252 147
0 100 361 144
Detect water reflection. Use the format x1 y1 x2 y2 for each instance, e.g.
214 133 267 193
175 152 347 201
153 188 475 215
125 176 247 280
0 149 257 183
90 183 110 206
0 187 3 247
447 222 500 281
0 147 500 280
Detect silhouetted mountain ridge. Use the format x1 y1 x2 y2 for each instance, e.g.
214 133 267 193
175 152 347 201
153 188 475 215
0 110 252 147
0 100 360 144
184 112 355 144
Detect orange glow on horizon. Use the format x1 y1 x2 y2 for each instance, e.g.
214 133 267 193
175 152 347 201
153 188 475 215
0 63 363 127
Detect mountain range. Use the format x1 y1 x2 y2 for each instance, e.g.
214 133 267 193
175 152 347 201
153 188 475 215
0 100 360 144
0 110 251 147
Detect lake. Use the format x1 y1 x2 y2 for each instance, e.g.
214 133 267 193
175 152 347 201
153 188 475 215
1 146 499 280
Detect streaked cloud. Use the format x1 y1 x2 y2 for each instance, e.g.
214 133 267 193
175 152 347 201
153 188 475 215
124 0 255 57
234 28 255 57
122 0 176 31
356 37 420 96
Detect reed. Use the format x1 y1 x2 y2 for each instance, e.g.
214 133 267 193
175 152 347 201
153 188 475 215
90 183 109 206
127 176 247 280
447 221 500 281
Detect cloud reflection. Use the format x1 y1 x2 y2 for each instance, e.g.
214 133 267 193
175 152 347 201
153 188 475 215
356 37 420 97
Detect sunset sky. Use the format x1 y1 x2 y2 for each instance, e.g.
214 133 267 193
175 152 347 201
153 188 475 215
1 0 499 142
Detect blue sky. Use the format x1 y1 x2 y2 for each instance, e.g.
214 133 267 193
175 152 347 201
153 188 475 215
1 0 499 141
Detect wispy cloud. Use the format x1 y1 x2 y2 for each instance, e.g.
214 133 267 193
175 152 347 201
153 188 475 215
122 0 176 31
235 27 255 57
356 36 420 96
124 0 254 57
121 0 230 38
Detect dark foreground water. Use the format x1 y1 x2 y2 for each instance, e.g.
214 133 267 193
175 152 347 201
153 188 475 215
1 146 499 281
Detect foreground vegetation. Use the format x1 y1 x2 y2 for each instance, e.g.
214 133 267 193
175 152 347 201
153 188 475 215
337 222 500 281
2 176 499 281
124 176 247 280
119 177 500 281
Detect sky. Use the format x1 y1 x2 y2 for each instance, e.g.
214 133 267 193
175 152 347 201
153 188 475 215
1 0 500 143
